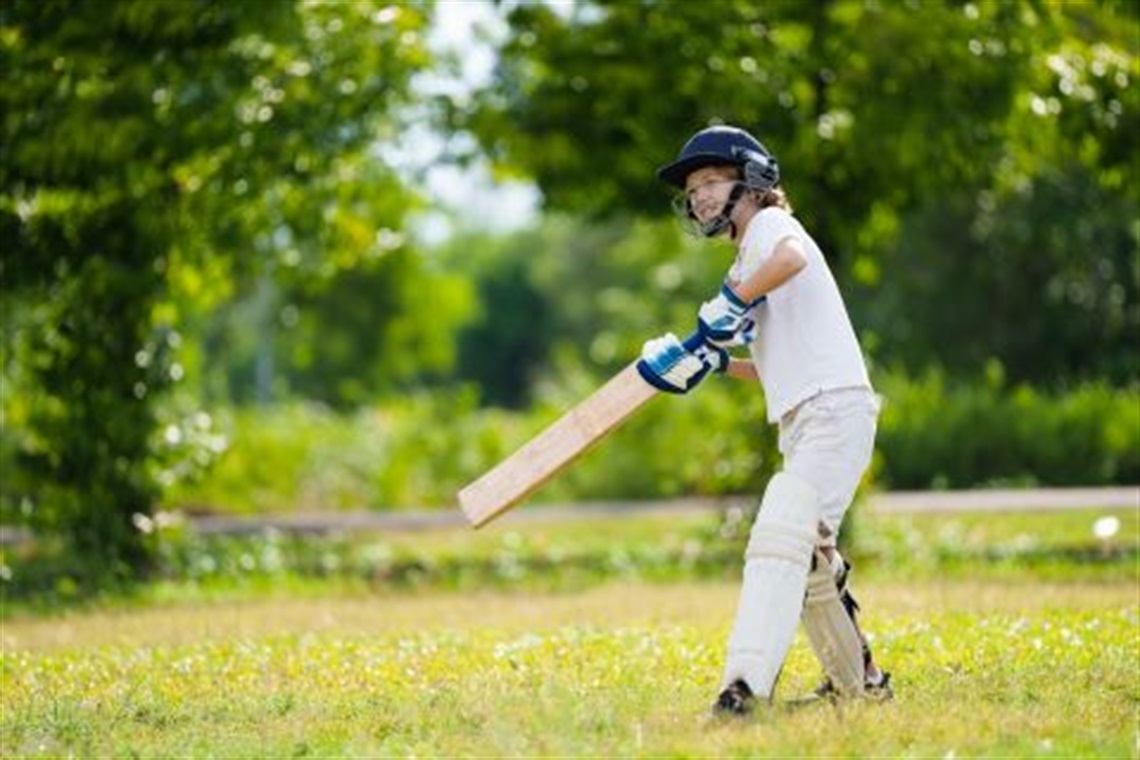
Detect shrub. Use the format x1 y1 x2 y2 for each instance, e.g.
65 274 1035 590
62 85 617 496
106 370 1140 516
162 378 778 515
875 366 1139 489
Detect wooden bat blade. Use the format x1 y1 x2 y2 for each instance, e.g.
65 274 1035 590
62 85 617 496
458 362 658 528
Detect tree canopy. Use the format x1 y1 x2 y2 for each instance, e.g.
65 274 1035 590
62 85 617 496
456 0 1138 385
1 0 1136 585
0 0 441 581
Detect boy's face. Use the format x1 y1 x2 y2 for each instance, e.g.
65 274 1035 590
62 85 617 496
684 165 740 225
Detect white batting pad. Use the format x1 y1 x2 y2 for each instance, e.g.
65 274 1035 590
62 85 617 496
723 472 819 698
803 549 866 696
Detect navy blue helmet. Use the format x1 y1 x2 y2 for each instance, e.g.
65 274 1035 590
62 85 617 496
656 125 779 192
657 125 780 237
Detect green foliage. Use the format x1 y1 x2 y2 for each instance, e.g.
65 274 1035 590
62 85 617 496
875 367 1140 489
441 215 730 407
138 377 774 519
198 249 474 409
468 1 1081 240
0 197 180 581
2 0 1136 594
855 161 1139 385
0 0 437 579
462 0 1139 388
146 505 1140 593
39 374 1124 526
159 392 490 516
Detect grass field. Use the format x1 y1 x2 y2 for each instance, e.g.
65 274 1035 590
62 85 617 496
2 507 1138 758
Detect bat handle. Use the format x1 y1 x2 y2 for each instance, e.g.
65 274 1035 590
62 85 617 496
681 331 708 353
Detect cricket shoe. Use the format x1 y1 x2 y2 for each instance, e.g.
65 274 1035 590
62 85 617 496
788 671 893 708
711 678 756 718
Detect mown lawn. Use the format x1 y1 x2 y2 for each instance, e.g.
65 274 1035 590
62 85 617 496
1 507 1137 758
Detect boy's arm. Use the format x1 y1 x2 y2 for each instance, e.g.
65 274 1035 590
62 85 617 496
698 235 809 346
728 235 808 303
725 358 759 383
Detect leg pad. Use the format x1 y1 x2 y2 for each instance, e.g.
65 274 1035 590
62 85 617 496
802 548 866 696
723 472 820 698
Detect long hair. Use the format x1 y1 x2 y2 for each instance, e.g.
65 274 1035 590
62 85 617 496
756 186 792 212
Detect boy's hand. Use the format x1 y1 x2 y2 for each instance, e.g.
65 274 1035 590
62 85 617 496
698 282 765 346
683 331 730 374
637 332 726 394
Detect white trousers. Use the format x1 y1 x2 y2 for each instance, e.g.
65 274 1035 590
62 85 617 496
720 387 879 696
778 387 880 547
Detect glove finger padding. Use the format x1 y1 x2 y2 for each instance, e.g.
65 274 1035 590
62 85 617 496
637 332 713 394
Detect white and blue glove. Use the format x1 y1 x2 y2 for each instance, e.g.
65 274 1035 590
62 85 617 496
698 282 766 347
685 331 730 375
636 332 728 395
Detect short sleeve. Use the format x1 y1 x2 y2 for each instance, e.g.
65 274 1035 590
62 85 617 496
734 208 804 279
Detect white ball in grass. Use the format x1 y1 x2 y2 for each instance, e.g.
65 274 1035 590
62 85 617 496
1092 515 1120 540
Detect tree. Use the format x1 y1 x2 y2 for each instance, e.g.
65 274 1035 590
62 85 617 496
0 0 436 584
854 1 1140 384
466 1 1039 257
460 0 1138 386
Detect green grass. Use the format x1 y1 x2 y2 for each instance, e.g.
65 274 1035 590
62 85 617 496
2 506 1138 757
2 581 1136 757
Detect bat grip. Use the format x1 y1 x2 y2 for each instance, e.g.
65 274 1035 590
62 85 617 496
681 331 709 353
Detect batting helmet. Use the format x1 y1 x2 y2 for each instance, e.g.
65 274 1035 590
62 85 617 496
656 125 779 191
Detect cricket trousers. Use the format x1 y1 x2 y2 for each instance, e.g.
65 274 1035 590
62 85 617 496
720 386 880 696
777 386 880 547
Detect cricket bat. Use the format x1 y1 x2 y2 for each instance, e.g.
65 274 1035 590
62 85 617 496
458 361 660 528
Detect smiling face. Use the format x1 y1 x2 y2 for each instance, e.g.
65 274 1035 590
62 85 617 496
684 165 741 225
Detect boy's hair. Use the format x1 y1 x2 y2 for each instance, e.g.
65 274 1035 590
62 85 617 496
757 186 792 212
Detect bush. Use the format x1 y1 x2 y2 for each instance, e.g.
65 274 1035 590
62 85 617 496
162 376 779 515
875 366 1139 489
71 370 1140 518
164 389 492 513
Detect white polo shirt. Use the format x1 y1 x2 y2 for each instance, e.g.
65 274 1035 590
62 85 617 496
729 207 872 422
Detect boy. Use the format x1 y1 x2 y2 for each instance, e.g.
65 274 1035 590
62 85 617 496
638 125 891 715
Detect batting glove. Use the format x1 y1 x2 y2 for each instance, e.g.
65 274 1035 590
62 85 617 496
637 333 709 394
636 332 728 394
698 282 766 347
683 331 730 374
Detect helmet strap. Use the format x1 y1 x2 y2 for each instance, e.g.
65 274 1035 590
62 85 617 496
700 182 747 238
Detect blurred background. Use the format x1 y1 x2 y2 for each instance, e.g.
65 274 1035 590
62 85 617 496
1 0 1137 594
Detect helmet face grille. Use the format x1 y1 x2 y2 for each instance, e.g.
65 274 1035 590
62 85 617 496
670 192 704 237
671 181 749 239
